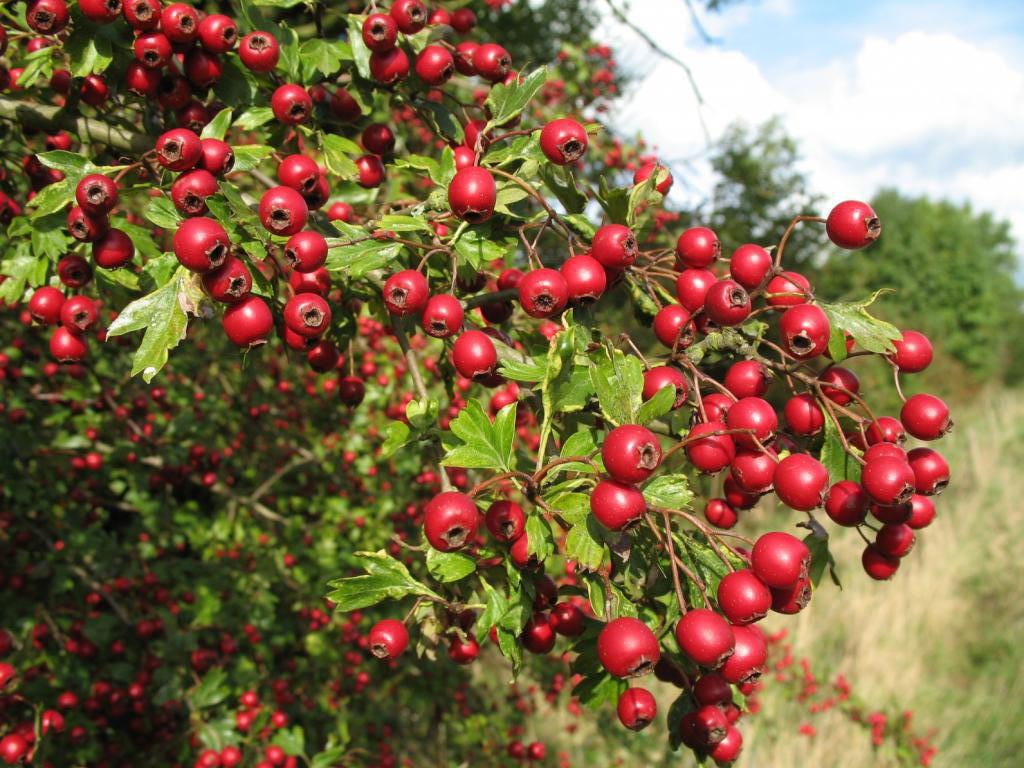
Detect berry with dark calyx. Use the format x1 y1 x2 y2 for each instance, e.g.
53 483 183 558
871 500 912 526
709 726 744 762
824 480 869 526
338 375 366 406
705 498 738 528
652 304 695 350
717 569 772 625
540 118 589 165
862 543 900 580
222 295 272 348
675 609 734 668
864 442 907 464
725 397 777 449
239 31 280 72
283 231 328 273
692 704 730 746
597 617 660 678
900 393 952 440
518 268 568 318
866 416 907 445
75 174 118 216
50 326 87 362
368 619 409 660
685 421 736 474
773 453 828 511
123 0 160 29
92 228 135 269
642 365 688 409
720 624 767 685
724 476 760 510
779 304 830 358
474 42 512 82
60 296 98 334
383 270 429 316
259 186 308 236
550 601 585 637
876 523 916 558
134 31 173 68
424 492 479 552
591 223 637 268
770 576 812 614
448 166 496 223
452 330 498 380
560 254 606 302
448 635 479 664
173 217 229 273
765 270 811 307
751 531 810 589
421 294 463 339
484 500 524 542
889 330 933 373
522 612 556 654
271 83 312 124
676 226 719 269
590 478 646 531
826 200 881 250
704 279 752 327
602 424 661 484
171 169 218 216
415 45 455 86
729 243 773 290
202 257 252 304
27 0 70 34
362 13 398 52
160 2 198 44
370 47 410 86
199 139 234 176
861 455 916 506
362 123 396 156
29 286 65 325
125 61 161 96
675 268 715 311
156 128 202 171
283 293 331 338
58 255 92 288
391 0 427 33
906 447 949 495
616 687 657 731
198 13 238 54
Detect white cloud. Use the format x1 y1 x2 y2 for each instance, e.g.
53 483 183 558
598 7 1024 262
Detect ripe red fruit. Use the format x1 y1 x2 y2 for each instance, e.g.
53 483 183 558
362 123 396 156
448 167 496 223
729 243 773 290
819 366 860 405
160 3 198 43
354 154 386 189
709 726 743 762
907 494 936 530
862 543 900 580
370 47 410 85
652 304 695 349
779 304 830 358
283 231 328 273
383 270 429 316
170 169 218 216
27 0 70 33
338 375 366 406
719 624 766 685
125 61 160 96
590 479 646 531
550 602 585 637
362 13 398 52
451 330 498 379
202 257 252 304
540 118 589 165
123 0 160 29
675 268 715 311
906 447 949 495
522 611 556 654
239 31 280 71
723 360 770 399
866 416 907 446
725 397 777 449
560 254 606 302
423 492 479 551
92 228 135 269
222 295 273 347
770 575 812 614
717 569 772 625
307 340 339 372
391 0 427 33
451 7 476 33
368 619 409 660
876 523 916 558
765 270 811 307
484 500 524 542
642 366 688 409
173 217 229 273
685 421 735 474
420 294 463 339
704 498 738 529
602 424 661 484
50 326 88 362
900 393 951 440
861 456 916 506
824 480 869 526
156 128 202 171
783 393 824 435
134 31 172 69
676 227 719 269
60 296 98 333
772 453 828 511
75 174 118 216
474 43 512 82
83 0 123 23
271 83 312 124
751 531 810 589
692 704 729 746
633 161 672 194
259 186 308 236
730 447 777 494
597 617 660 678
518 268 568 318
197 14 238 54
591 223 637 268
889 330 933 373
415 45 455 85
29 286 65 325
617 687 657 731
283 293 331 338
694 673 733 707
675 609 734 668
330 88 362 122
0 734 29 766
199 139 234 176
704 279 752 326
58 255 92 288
826 200 881 250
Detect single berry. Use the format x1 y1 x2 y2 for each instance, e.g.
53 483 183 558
597 617 660 678
423 492 479 551
826 200 881 250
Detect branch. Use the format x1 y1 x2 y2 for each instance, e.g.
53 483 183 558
0 97 150 155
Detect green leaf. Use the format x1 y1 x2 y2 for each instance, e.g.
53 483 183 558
827 323 848 362
380 421 411 459
0 248 48 305
312 747 348 768
563 213 597 240
588 346 644 426
820 409 862 483
818 291 902 354
253 0 304 6
596 175 631 224
26 179 72 218
345 15 373 80
499 354 547 383
322 134 359 179
804 530 842 589
35 151 90 176
377 214 432 234
495 625 523 674
325 550 443 611
453 227 514 271
477 576 509 643
426 548 477 583
214 56 259 104
441 400 517 471
271 726 305 756
405 398 438 430
565 517 608 571
190 669 229 709
231 145 275 172
525 514 555 561
144 197 182 230
483 67 548 132
414 100 464 144
538 163 586 215
643 474 693 510
65 30 113 77
543 491 590 525
325 236 403 279
637 381 677 425
626 169 666 228
299 38 345 78
572 672 627 710
200 108 233 141
234 107 275 131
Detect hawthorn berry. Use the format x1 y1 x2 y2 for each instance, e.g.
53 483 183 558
383 270 429 316
590 478 646 531
685 421 736 474
415 45 455 86
889 330 933 373
368 619 409 660
875 524 916 558
824 480 869 527
729 243 773 290
725 397 777 449
271 83 312 124
900 393 952 440
591 223 637 268
704 279 752 327
222 295 273 348
652 304 695 349
197 13 237 54
362 123 396 156
202 257 252 304
675 609 735 668
717 569 772 625
29 286 65 325
474 43 512 82
634 161 673 194
765 270 811 307
60 296 98 334
448 167 496 223
75 174 118 216
560 254 606 302
826 200 881 250
338 375 366 406
540 118 589 165
602 424 661 484
617 687 657 731
675 268 715 311
50 326 88 362
597 617 660 678
420 294 464 339
362 13 398 52
370 47 411 85
259 186 308 236
779 304 830 358
705 498 738 529
518 268 569 318
906 447 949 495
391 0 427 33
171 169 218 216
173 217 229 273
862 543 900 580
156 128 202 172
423 492 479 551
751 531 811 589
160 3 198 44
283 293 331 338
642 366 688 409
719 624 767 685
92 228 135 269
675 226 719 269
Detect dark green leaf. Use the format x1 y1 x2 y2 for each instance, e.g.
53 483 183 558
572 672 627 710
636 383 677 425
190 668 229 709
483 67 548 132
232 145 275 172
565 516 608 571
588 346 644 426
426 548 477 583
819 290 902 354
820 409 862 483
325 551 442 611
441 400 516 471
200 108 233 141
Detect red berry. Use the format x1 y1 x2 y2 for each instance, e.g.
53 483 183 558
259 186 308 236
362 13 398 52
676 226 719 269
633 161 672 194
156 128 202 171
58 255 92 288
597 617 660 678
875 524 915 558
824 480 869 526
617 687 657 731
160 3 198 44
522 611 556 654
685 421 735 474
826 200 880 250
724 397 777 450
27 0 70 34
602 424 661 484
420 294 464 338
60 296 98 333
50 325 88 362
540 118 589 165
92 228 135 269
730 447 777 494
197 13 238 54
907 494 936 530
239 31 280 71
170 169 217 216
331 88 363 122
368 619 409 660
29 286 65 325
173 217 229 273
704 279 752 326
451 330 498 379
448 167 496 223
560 254 606 302
750 531 810 589
772 453 828 511
75 174 118 216
675 609 734 668
709 726 743 762
474 43 512 82
591 224 637 269
819 366 860 405
370 47 410 85
652 304 695 349
390 0 427 33
271 83 312 125
642 366 688 409
199 139 234 176
765 270 811 307
222 295 273 348
861 456 916 506
693 673 733 707
770 575 812 614
518 268 568 318
283 293 331 338
383 270 429 316
717 569 772 625
862 543 900 580
123 0 160 30
720 624 766 685
889 330 933 373
906 447 949 495
423 492 479 551
484 500 524 542
675 268 715 311
779 304 830 358
362 123 396 156
704 498 738 529
550 602 585 637
415 45 455 86
729 243 772 290
590 479 646 531
338 375 366 406
202 257 252 304
723 360 770 399
900 393 951 440
283 231 328 273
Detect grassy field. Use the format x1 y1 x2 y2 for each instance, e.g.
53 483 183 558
740 389 1024 767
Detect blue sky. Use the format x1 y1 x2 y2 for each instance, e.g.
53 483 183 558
599 0 1024 271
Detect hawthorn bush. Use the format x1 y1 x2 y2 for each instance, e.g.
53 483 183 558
0 1 952 767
